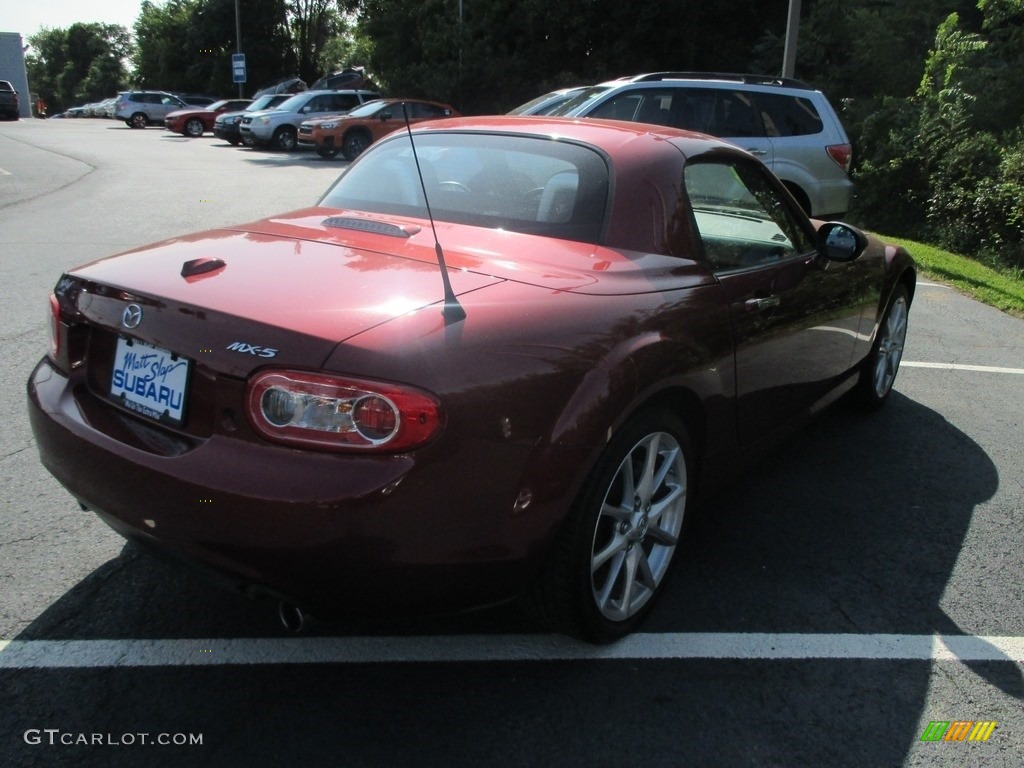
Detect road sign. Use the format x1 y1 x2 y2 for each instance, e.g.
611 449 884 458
232 53 246 84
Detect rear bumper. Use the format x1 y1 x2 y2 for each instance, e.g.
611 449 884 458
27 357 549 617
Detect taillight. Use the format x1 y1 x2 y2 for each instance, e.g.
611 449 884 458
827 143 853 173
47 294 60 361
246 371 443 452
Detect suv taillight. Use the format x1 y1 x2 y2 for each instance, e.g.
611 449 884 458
246 370 443 452
827 143 853 173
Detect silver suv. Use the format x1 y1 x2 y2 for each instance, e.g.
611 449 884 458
550 73 853 218
239 89 380 151
114 91 188 129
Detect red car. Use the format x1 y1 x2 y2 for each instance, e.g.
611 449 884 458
28 117 915 641
164 99 253 137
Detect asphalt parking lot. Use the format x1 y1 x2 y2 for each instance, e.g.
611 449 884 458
1 119 1022 767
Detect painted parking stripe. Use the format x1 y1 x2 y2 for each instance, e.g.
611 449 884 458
916 281 951 289
902 362 1024 375
0 167 11 175
1 633 1023 669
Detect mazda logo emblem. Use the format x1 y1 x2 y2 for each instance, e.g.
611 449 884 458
122 304 143 329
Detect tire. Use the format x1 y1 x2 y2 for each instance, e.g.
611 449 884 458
241 133 255 147
129 113 148 129
272 126 297 151
317 147 340 159
226 136 240 146
184 118 204 137
524 408 693 642
856 284 910 409
342 130 371 161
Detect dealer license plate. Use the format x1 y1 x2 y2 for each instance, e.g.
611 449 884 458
110 337 191 426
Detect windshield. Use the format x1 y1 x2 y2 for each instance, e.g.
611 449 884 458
275 93 310 112
546 86 615 116
319 132 610 244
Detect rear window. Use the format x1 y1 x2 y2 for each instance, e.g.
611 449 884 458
320 132 610 244
755 93 823 137
0 81 14 92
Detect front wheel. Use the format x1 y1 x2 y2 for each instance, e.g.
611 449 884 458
856 284 910 408
272 126 297 151
342 131 370 161
524 408 693 642
184 118 204 137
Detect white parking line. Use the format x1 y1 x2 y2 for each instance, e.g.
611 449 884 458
916 281 951 289
1 633 1022 668
902 362 1024 375
0 167 11 176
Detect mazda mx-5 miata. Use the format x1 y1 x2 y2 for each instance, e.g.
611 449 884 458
28 116 914 641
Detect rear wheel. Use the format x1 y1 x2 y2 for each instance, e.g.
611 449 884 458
342 130 371 161
273 126 297 151
184 118 204 137
524 408 692 642
856 284 910 408
129 112 148 129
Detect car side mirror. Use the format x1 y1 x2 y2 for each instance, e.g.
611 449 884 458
817 222 867 262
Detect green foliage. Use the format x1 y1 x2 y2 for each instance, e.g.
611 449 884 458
847 1 1024 273
357 0 791 114
26 24 131 111
879 235 1024 314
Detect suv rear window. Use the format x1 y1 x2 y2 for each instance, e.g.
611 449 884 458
755 92 824 137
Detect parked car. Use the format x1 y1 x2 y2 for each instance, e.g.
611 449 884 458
212 95 290 146
28 116 914 641
299 98 459 160
165 99 253 137
239 89 380 151
549 72 855 218
0 80 18 119
114 90 189 128
508 86 588 116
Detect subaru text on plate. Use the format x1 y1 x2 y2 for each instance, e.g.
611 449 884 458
28 116 914 642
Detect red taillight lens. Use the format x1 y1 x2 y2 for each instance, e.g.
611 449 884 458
827 143 853 173
246 371 443 452
47 294 60 360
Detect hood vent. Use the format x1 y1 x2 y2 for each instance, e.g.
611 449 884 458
322 216 420 238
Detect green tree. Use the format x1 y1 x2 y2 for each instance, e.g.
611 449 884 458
26 23 132 112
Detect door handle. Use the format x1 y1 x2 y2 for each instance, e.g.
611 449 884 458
746 148 768 156
745 295 780 312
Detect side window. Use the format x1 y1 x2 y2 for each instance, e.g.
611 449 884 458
589 89 674 126
703 90 764 138
683 160 814 271
755 93 823 137
333 94 358 111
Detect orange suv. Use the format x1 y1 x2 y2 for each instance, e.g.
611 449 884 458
299 98 459 160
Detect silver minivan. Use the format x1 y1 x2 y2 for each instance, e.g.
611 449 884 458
550 73 854 218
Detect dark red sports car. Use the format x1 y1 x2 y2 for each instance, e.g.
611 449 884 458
28 117 914 641
164 99 253 137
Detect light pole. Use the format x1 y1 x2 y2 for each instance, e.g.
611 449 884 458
782 0 801 79
235 0 243 97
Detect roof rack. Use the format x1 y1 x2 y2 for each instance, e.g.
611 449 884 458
623 72 814 90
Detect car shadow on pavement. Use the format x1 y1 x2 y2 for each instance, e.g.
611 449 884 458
7 390 1021 767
